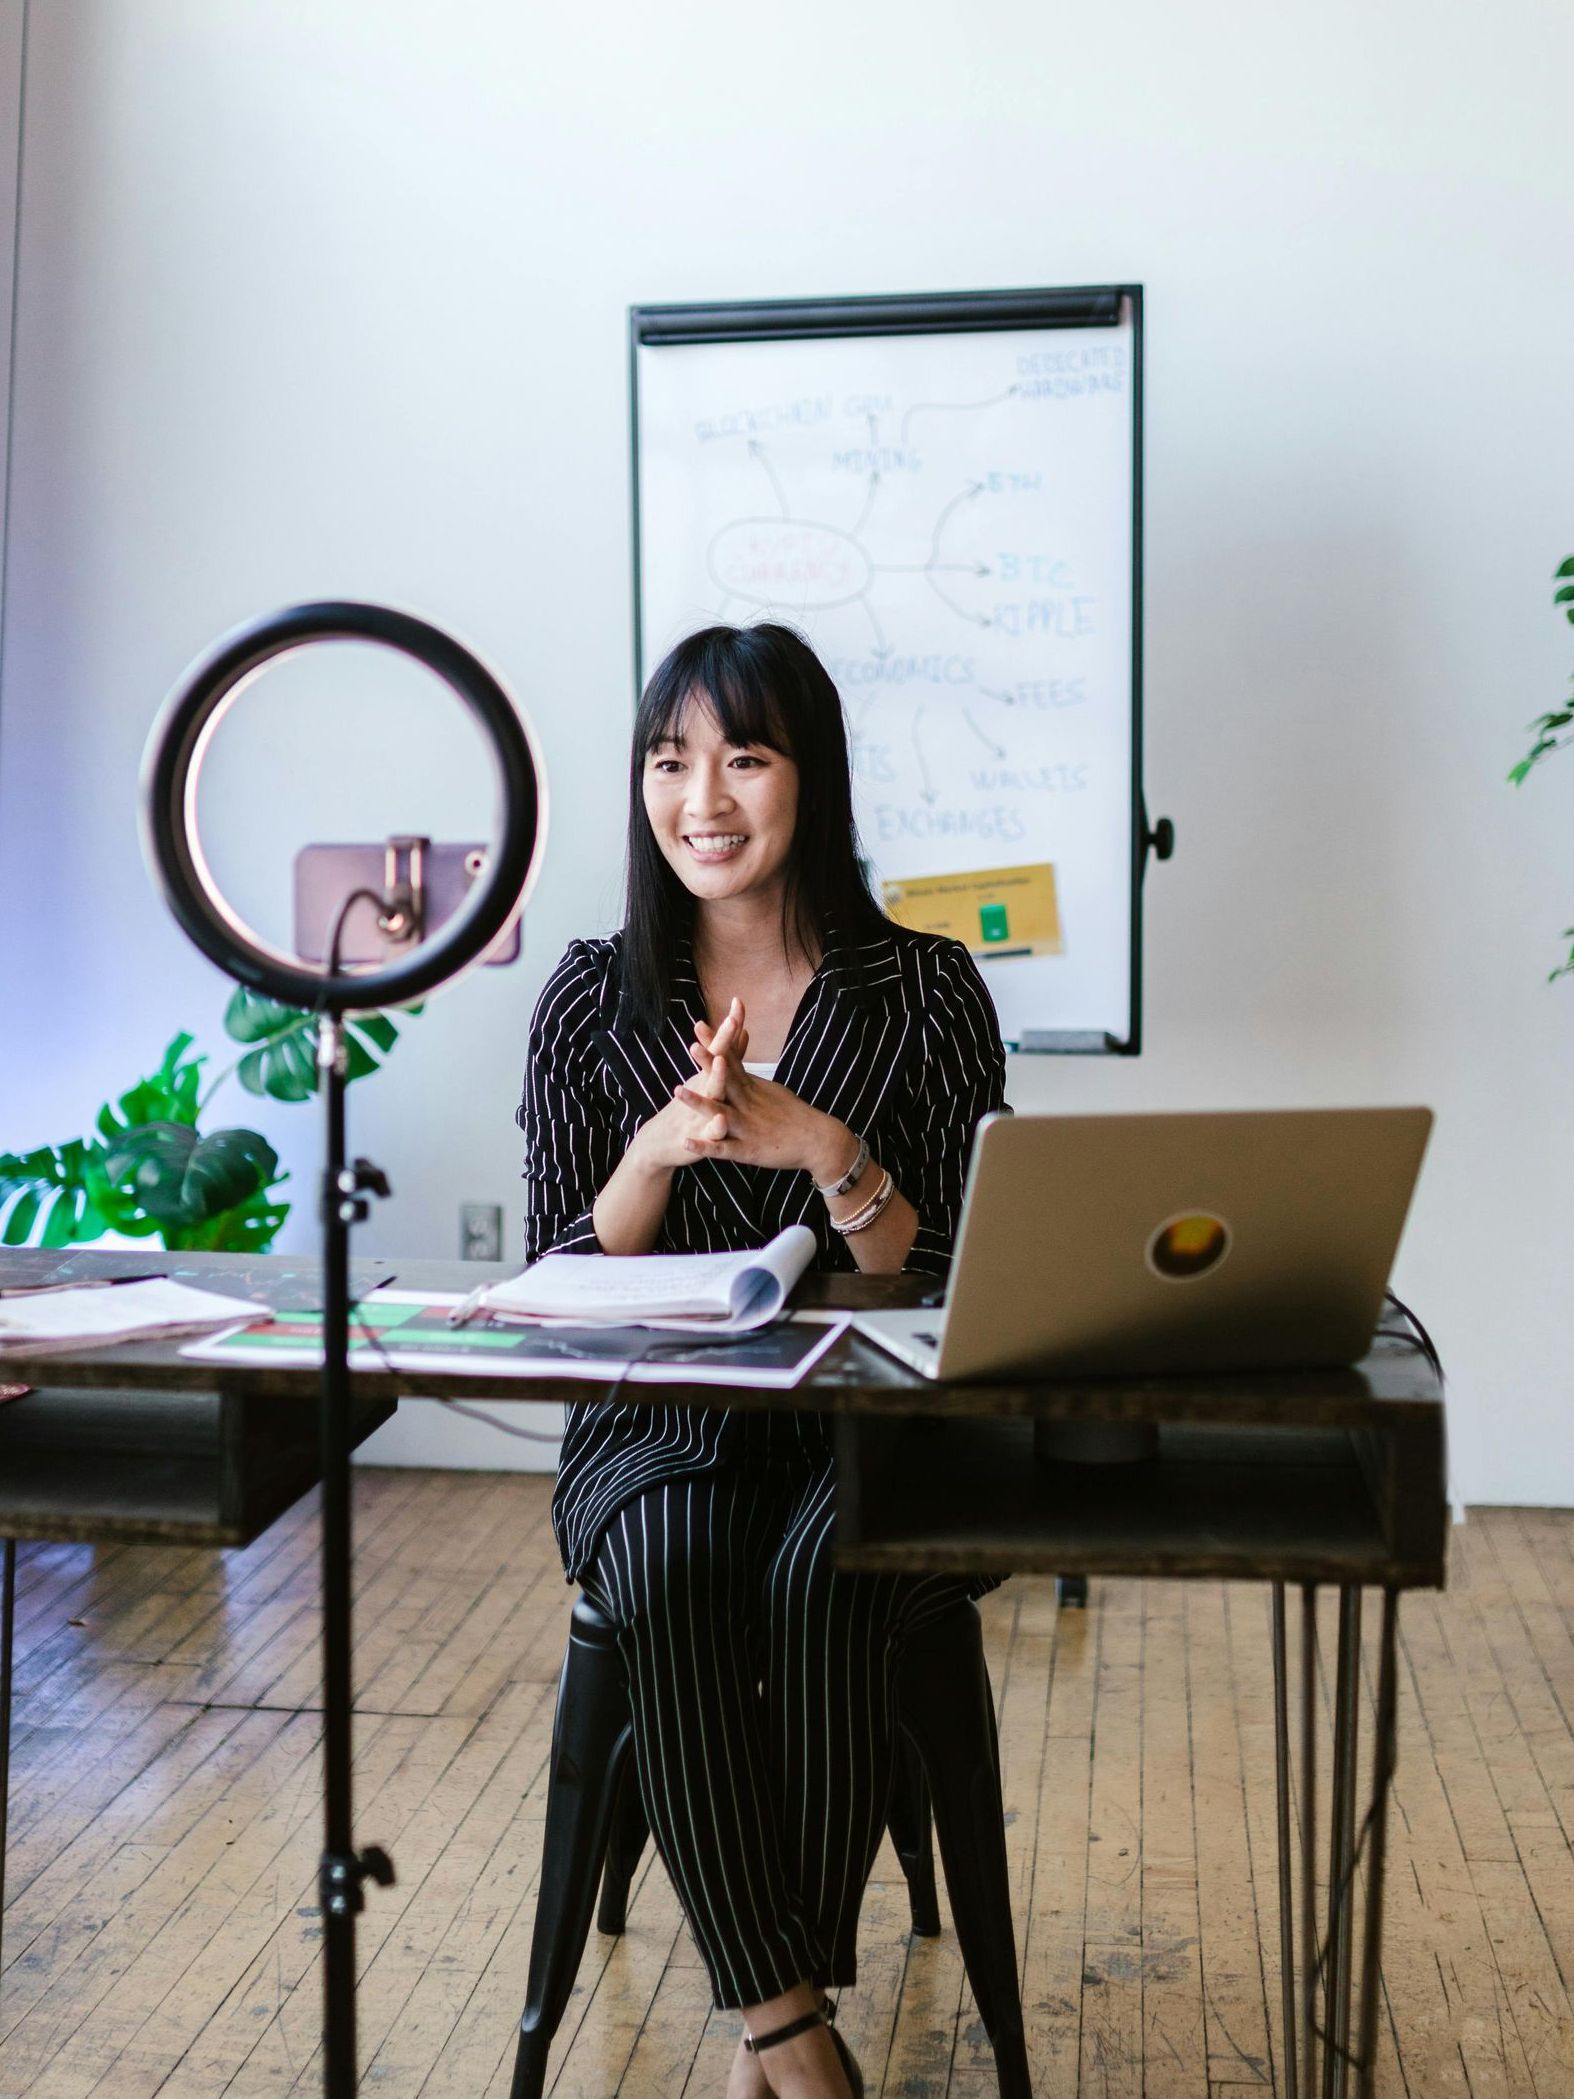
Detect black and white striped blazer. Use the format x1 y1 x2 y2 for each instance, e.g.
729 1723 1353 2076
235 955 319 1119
516 920 1007 1580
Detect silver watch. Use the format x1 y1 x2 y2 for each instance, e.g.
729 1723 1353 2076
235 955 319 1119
815 1132 869 1198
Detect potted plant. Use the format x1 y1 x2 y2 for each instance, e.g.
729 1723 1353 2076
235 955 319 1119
1509 555 1574 979
0 988 415 1252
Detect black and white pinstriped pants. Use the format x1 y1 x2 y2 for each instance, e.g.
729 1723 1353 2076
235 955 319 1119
578 1417 1002 2009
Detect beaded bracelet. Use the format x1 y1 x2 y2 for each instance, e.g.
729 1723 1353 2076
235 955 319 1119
814 1131 869 1199
827 1166 896 1236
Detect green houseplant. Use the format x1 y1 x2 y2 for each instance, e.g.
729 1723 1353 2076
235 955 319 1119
0 988 415 1252
1509 555 1574 980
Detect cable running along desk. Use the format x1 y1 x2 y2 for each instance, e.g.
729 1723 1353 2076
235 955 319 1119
0 1246 1446 2099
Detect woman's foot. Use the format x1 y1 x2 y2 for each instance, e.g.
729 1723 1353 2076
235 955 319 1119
727 1992 834 2099
728 2032 771 2099
739 1987 856 2099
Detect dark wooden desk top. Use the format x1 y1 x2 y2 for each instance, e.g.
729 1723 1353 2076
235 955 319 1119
0 1249 1449 1586
0 1245 1445 1430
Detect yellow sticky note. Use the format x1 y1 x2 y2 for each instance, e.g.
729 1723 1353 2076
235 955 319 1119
882 863 1063 959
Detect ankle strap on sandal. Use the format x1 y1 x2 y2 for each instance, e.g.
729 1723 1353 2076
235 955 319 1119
742 2007 827 2055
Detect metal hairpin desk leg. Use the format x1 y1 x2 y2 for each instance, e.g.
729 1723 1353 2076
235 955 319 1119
1 1536 14 1993
1271 1584 1299 2099
1325 1586 1362 2098
1271 1580 1402 2099
1356 1591 1399 2088
1300 1585 1319 2099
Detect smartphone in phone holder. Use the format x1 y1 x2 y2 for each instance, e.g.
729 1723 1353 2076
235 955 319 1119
293 837 522 968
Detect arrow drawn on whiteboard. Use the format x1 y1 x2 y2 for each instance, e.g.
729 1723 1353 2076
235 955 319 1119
929 481 985 548
747 440 790 520
962 708 1006 760
927 575 990 627
978 685 1017 707
900 385 1017 446
924 484 989 626
910 706 937 803
861 598 891 658
849 471 881 539
872 561 991 577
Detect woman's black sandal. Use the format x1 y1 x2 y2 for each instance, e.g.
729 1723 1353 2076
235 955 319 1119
742 2003 865 2098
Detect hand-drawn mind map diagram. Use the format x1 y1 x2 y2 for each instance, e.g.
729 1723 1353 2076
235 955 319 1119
635 324 1136 1039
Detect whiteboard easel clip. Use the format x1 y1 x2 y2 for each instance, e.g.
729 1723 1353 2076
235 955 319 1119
1142 811 1175 872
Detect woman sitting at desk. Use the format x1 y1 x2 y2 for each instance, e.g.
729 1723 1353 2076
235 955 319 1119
518 622 1006 2099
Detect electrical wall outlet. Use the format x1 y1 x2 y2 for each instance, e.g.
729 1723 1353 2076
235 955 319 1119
460 1202 503 1262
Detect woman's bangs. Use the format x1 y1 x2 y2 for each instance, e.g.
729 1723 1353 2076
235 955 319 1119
637 677 687 757
639 649 790 758
703 665 791 753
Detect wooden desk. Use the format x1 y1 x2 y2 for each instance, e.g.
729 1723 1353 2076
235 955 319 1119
0 1246 407 1547
0 1246 1446 2099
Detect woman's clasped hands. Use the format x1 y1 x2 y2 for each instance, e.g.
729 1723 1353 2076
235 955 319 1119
682 997 814 1170
630 998 849 1187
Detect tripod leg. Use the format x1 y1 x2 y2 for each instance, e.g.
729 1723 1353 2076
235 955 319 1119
319 1031 364 2099
315 1025 401 2096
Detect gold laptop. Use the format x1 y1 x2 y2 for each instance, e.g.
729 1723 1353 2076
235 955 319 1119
853 1107 1433 1379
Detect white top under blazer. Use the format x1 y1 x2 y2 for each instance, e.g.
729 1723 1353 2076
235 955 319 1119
517 920 1008 1581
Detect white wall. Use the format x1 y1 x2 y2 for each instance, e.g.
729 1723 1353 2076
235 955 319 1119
0 2 1569 1497
0 1 25 735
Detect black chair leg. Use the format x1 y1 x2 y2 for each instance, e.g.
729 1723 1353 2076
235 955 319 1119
597 1751 650 1935
885 1726 941 1936
510 1599 636 2099
898 1605 1033 2099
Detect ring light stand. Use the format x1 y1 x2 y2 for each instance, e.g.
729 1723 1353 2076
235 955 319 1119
140 603 545 2098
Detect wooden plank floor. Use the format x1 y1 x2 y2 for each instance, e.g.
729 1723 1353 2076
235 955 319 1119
2 1479 1573 2098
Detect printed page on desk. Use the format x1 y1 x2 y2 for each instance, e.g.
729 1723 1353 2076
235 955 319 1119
0 1278 269 1355
479 1224 818 1333
182 1293 848 1388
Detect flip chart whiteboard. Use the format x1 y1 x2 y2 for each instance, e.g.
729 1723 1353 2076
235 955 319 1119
630 286 1147 1051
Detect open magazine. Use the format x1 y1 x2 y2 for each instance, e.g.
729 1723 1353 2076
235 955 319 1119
458 1224 818 1335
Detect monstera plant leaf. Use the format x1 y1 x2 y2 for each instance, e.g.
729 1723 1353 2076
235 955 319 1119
161 1181 292 1254
0 1138 124 1247
1 1034 213 1247
3 990 410 1254
96 1031 206 1137
222 987 413 1100
101 1121 282 1231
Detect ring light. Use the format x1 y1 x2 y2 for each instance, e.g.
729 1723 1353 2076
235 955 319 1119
140 600 545 1010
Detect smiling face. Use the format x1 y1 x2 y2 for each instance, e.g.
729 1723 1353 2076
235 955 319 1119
641 693 800 913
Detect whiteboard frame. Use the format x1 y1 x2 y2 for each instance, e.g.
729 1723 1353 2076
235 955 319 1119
628 284 1149 1054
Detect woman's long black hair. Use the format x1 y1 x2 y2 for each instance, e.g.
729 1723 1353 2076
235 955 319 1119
619 622 888 1031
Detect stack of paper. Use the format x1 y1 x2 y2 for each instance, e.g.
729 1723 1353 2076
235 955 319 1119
0 1278 270 1356
470 1224 818 1335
